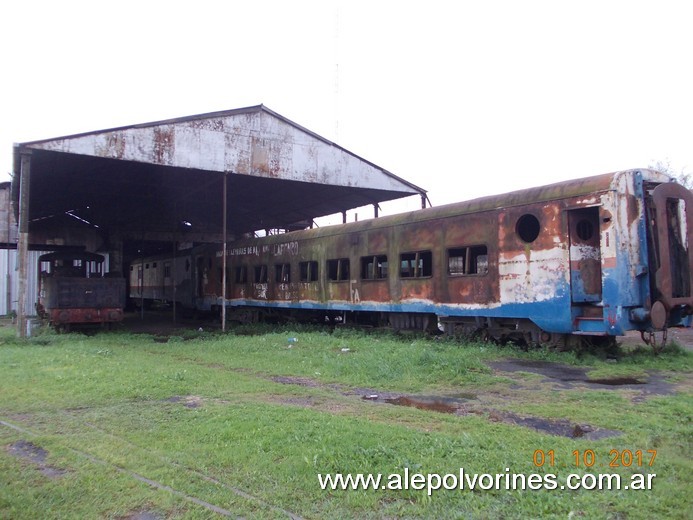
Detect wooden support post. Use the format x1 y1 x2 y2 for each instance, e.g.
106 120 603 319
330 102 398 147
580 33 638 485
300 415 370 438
17 151 31 338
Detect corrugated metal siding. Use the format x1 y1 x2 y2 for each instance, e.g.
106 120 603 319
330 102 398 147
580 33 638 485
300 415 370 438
0 249 70 316
0 249 11 315
0 249 47 316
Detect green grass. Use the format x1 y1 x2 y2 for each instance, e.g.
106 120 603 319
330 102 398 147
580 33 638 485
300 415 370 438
0 322 691 519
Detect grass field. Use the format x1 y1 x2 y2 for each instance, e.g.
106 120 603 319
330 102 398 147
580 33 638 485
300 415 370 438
0 320 691 519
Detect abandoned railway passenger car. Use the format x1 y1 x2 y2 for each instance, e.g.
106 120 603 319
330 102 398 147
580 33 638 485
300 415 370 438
129 250 194 309
129 169 692 347
212 169 691 347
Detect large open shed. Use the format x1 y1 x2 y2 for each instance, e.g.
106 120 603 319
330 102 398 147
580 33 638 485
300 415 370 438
9 104 426 335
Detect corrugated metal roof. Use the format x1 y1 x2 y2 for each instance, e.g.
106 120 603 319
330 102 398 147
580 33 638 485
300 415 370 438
11 105 426 258
21 105 423 195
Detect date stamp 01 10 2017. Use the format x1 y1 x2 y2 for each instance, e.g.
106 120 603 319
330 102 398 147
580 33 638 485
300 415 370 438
533 449 657 469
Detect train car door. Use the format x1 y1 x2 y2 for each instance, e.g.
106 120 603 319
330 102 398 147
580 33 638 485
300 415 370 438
568 207 602 302
647 182 693 319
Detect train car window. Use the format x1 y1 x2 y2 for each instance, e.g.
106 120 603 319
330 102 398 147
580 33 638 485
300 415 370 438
327 258 350 281
145 263 149 269
576 219 594 241
275 263 291 283
164 263 171 278
299 261 319 282
399 251 432 278
254 265 268 283
448 246 488 275
516 214 541 243
152 262 157 268
361 255 388 280
235 265 247 283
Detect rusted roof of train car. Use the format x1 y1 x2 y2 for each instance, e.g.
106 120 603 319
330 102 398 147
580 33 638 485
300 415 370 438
227 169 673 244
11 105 426 243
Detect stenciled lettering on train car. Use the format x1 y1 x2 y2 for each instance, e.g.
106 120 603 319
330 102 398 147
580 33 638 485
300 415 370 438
224 246 260 257
219 241 299 257
268 241 299 256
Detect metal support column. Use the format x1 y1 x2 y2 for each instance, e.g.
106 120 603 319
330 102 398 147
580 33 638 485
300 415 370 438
16 150 31 338
172 237 177 324
221 172 228 332
109 232 124 276
6 198 12 316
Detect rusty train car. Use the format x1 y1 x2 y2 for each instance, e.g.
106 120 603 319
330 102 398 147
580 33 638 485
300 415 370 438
37 251 125 330
130 169 692 347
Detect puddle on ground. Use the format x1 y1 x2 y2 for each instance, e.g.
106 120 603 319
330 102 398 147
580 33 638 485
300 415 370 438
268 372 623 438
489 360 588 382
586 377 645 385
498 412 621 440
6 440 67 478
384 396 461 414
265 369 634 439
488 359 675 398
380 395 621 439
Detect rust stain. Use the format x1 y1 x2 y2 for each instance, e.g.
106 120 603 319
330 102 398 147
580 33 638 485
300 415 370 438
105 132 126 159
577 258 601 295
153 127 175 164
190 118 225 131
626 194 641 226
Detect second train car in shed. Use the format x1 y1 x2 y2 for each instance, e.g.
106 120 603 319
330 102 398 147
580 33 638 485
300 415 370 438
130 169 692 348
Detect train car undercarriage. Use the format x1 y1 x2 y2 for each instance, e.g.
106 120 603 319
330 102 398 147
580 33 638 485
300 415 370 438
221 304 618 349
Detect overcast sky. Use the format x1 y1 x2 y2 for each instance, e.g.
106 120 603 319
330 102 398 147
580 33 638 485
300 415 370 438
1 0 691 221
